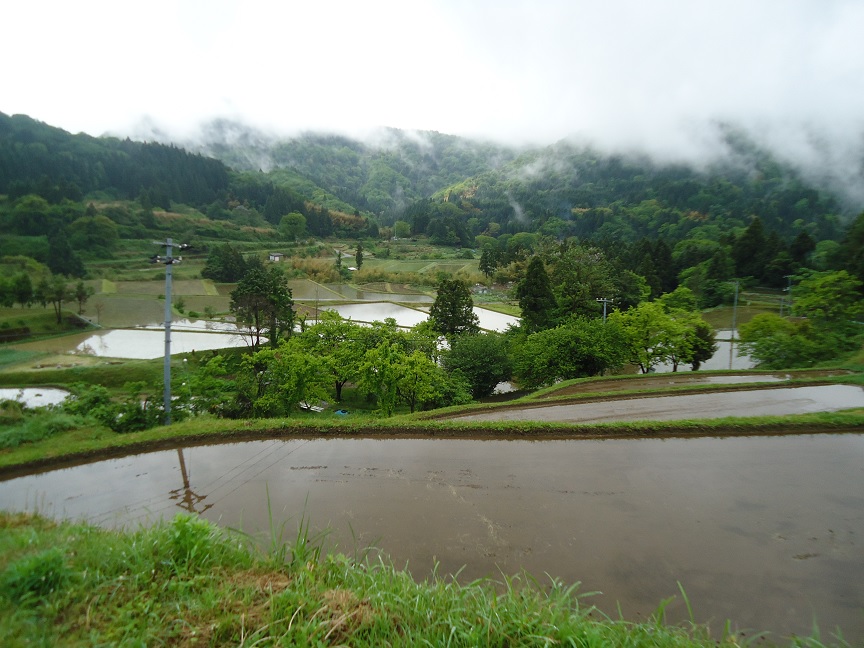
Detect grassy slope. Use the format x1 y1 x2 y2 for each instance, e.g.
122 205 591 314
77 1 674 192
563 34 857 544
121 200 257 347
0 511 838 647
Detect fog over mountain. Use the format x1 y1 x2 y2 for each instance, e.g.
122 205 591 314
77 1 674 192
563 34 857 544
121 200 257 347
5 1 863 209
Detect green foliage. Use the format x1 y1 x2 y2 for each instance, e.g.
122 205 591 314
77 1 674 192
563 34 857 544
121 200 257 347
658 286 698 312
1 547 71 605
201 243 248 282
833 211 864 284
0 112 230 208
61 381 162 433
687 320 718 371
278 211 306 240
0 398 24 424
300 312 363 401
609 301 699 373
0 411 85 449
739 313 862 369
175 355 236 416
0 511 772 646
156 514 223 575
444 332 512 398
516 256 557 332
236 339 330 417
108 382 163 433
738 270 864 369
358 342 404 416
549 243 619 319
429 277 479 336
513 318 629 388
229 264 295 350
62 383 112 417
793 270 864 324
67 214 119 255
73 280 93 314
11 272 33 307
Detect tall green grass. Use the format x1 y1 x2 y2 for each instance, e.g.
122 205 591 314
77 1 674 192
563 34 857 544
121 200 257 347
3 512 843 646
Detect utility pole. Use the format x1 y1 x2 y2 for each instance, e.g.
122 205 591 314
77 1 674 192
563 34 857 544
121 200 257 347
783 274 794 316
729 280 739 370
152 238 188 425
596 297 613 323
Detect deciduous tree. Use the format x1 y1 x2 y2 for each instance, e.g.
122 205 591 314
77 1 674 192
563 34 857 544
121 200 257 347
512 318 628 388
230 266 294 351
444 332 512 398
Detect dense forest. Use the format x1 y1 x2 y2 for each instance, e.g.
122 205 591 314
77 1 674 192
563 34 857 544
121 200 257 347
1 110 862 298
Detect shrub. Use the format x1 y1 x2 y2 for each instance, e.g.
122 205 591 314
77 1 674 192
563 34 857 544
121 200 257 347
0 412 85 449
0 547 71 605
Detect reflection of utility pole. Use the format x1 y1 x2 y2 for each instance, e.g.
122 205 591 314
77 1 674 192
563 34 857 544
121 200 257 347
169 448 212 514
729 280 739 370
152 238 189 425
596 297 613 323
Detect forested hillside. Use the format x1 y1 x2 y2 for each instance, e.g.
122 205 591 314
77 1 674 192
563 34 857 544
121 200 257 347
2 110 862 295
177 120 854 261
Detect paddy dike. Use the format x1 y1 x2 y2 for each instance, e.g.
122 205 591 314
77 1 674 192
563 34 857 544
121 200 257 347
439 370 863 424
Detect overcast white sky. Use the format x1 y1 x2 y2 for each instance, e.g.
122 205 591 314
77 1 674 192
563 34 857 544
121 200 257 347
3 0 864 165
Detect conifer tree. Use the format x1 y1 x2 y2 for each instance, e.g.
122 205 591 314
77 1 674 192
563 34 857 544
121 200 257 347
430 278 479 336
516 256 557 333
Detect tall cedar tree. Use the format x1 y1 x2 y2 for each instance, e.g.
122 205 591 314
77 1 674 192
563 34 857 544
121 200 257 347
516 256 557 333
430 278 479 336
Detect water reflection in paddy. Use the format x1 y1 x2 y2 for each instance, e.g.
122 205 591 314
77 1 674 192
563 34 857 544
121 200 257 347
1 434 861 642
0 387 69 407
11 328 248 360
316 302 519 332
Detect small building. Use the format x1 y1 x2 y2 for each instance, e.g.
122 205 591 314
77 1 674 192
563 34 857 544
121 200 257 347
268 252 285 262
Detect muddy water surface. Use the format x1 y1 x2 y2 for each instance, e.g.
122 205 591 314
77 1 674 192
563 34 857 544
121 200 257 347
1 434 862 642
456 385 864 423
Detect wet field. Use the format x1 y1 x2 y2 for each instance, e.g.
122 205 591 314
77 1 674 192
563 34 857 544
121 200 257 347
2 434 862 642
455 384 864 423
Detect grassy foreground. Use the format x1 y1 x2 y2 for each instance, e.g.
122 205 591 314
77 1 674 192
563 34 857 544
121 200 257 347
0 512 843 647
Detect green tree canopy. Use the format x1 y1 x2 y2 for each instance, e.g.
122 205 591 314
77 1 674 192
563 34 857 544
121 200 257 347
608 301 691 373
516 256 557 333
236 339 329 417
201 243 248 283
279 212 307 240
430 278 479 337
67 214 119 254
512 318 629 388
299 312 364 401
793 270 864 325
444 332 512 398
229 265 294 351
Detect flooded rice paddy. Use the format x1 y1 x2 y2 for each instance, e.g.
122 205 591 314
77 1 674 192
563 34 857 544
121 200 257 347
0 387 70 407
10 304 518 362
315 302 519 332
1 434 862 642
454 385 864 424
11 328 248 360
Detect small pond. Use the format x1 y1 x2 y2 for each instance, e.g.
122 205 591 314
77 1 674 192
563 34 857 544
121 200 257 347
1 434 861 642
0 387 70 407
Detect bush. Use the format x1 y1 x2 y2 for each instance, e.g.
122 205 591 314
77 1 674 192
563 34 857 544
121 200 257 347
1 547 71 605
0 412 86 449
